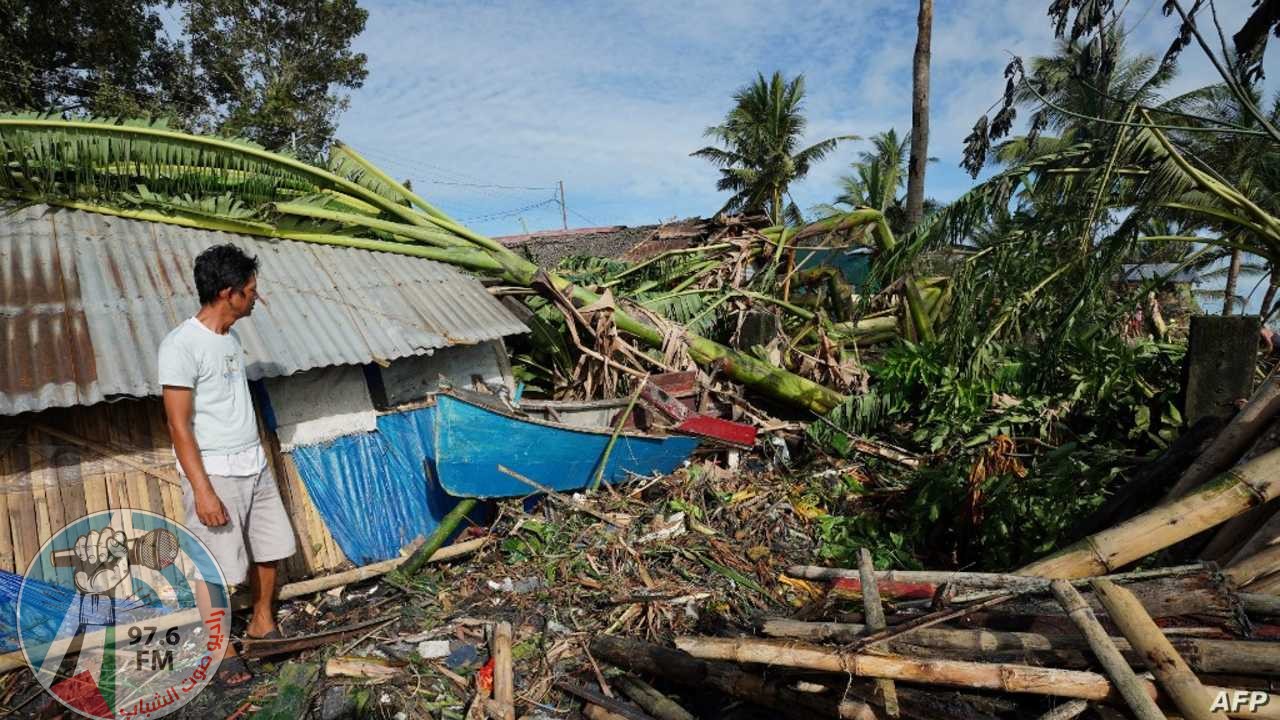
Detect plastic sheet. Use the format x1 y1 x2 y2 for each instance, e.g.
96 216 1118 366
0 570 164 655
291 407 476 566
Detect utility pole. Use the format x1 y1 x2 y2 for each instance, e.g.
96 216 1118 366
558 180 568 230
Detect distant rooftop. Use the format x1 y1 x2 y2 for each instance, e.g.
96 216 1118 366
1119 263 1201 284
494 218 711 265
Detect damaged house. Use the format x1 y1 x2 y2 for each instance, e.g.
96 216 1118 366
0 203 528 591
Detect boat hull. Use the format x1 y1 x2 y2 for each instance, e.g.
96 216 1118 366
433 393 700 498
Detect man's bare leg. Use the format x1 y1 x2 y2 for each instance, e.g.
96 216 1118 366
246 561 277 638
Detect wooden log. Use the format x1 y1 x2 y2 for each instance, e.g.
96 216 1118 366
760 618 1280 675
1036 700 1090 720
1050 580 1164 720
590 635 875 720
1240 592 1280 617
1166 370 1280 502
858 548 898 717
614 676 696 720
1020 447 1280 578
1092 578 1223 720
491 622 515 720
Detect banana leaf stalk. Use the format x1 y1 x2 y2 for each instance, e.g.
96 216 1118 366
0 116 846 413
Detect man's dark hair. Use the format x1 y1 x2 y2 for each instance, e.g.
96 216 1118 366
194 244 259 305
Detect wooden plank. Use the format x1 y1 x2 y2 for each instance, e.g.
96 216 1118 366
126 401 165 516
147 401 183 522
26 429 55 583
278 452 322 574
100 408 126 511
7 431 39 576
74 406 111 515
271 449 311 581
0 444 15 574
285 452 345 573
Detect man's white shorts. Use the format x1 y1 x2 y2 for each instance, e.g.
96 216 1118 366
180 464 298 586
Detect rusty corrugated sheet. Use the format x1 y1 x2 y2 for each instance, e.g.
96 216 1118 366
0 205 528 415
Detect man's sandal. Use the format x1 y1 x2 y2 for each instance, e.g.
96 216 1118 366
245 627 283 641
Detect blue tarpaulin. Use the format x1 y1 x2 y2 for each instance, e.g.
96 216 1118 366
291 407 474 566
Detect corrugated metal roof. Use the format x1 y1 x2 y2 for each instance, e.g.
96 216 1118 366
1120 263 1201 284
0 204 528 415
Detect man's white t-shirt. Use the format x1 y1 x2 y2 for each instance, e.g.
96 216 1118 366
158 318 265 476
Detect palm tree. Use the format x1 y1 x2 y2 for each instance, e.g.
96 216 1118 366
906 0 933 230
692 71 853 226
816 129 937 235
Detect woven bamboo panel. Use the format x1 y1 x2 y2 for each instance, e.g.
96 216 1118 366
0 398 348 579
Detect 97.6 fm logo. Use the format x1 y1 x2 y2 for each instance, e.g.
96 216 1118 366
17 509 231 719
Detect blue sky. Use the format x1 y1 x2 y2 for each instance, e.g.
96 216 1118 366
335 0 1274 243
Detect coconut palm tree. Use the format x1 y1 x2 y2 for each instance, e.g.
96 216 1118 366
692 71 853 226
815 129 938 236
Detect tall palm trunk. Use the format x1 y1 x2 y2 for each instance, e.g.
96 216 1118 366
905 0 933 230
1223 248 1242 315
1261 272 1278 320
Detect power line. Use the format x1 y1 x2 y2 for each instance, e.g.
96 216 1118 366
566 206 601 227
461 198 559 223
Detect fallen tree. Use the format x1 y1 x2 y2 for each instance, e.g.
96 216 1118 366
0 116 855 412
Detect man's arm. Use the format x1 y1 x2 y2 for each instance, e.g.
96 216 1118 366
162 386 229 527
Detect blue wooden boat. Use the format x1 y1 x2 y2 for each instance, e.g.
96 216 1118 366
430 391 701 498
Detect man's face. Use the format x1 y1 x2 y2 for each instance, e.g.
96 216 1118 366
229 275 259 318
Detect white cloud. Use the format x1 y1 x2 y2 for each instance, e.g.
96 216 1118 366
337 0 1279 235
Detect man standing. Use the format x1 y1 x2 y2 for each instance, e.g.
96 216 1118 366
159 244 296 687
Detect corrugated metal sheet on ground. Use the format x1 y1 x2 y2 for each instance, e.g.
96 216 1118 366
0 205 527 415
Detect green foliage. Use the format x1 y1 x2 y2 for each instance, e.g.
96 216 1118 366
808 329 1184 569
692 71 853 225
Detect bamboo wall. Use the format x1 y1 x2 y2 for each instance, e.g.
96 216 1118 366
0 397 348 582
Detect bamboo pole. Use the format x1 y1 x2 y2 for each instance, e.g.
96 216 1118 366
759 618 1280 675
1226 544 1280 588
1165 372 1280 502
1201 417 1280 561
674 636 1280 717
786 562 1203 592
590 377 647 491
858 548 899 717
1092 579 1223 720
1050 580 1164 720
491 622 515 720
676 636 1126 699
399 499 479 577
1227 509 1280 568
1020 448 1280 578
